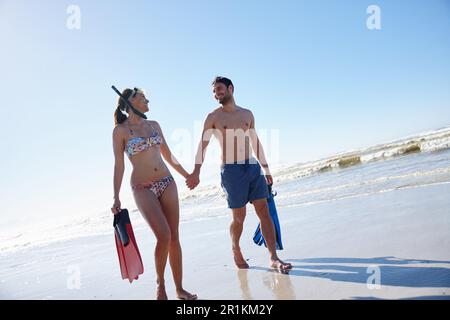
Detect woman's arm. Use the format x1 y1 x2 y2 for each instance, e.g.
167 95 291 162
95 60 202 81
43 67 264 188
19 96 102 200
185 112 215 190
112 126 125 201
155 121 189 179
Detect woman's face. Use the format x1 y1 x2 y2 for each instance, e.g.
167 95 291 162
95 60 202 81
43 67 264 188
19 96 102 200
130 93 149 113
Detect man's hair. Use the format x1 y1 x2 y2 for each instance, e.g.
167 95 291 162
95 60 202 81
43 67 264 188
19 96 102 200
211 76 234 91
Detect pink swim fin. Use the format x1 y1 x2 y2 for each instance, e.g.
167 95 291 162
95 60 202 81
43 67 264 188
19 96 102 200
113 209 144 283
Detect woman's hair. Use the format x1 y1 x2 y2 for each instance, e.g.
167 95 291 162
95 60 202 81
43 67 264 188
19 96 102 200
114 88 134 126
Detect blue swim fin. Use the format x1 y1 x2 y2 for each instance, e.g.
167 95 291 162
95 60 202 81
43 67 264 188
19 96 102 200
114 209 144 283
252 185 284 250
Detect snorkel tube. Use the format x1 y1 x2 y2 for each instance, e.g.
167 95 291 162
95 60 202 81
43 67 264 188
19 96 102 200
111 85 147 120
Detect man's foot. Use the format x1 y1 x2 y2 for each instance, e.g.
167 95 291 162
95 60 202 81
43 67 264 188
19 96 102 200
270 258 292 272
156 285 168 300
233 248 249 269
176 289 198 300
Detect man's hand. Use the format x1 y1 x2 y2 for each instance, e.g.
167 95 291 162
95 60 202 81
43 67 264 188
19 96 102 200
186 172 200 190
265 174 273 186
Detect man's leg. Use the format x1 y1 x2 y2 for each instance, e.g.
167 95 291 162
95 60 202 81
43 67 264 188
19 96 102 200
230 206 249 269
252 198 292 271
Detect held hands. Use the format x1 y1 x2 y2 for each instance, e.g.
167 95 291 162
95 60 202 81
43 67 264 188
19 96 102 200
185 172 200 190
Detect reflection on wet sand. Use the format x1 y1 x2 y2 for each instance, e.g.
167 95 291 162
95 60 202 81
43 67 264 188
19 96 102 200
263 269 296 300
237 269 252 299
237 268 296 300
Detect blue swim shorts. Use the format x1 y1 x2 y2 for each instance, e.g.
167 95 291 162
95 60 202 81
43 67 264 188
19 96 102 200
220 158 269 209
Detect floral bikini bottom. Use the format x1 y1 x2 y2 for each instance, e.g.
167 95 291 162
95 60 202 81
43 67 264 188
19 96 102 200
132 176 174 198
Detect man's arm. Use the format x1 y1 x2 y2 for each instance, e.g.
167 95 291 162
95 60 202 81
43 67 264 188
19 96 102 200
187 113 215 189
248 111 273 184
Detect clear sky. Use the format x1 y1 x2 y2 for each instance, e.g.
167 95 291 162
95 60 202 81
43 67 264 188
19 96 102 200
0 0 449 227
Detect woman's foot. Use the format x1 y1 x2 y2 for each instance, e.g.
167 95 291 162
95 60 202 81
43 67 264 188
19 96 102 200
156 284 168 300
176 288 198 300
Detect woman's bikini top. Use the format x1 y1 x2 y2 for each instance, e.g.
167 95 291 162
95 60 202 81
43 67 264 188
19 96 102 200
125 121 163 157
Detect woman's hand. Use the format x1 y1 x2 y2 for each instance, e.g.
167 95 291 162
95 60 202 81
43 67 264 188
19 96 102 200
111 198 122 215
186 172 200 190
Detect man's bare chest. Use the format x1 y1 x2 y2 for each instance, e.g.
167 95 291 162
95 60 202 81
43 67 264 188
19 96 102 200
212 113 251 131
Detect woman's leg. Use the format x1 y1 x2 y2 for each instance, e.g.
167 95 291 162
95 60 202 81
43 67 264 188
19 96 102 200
133 188 171 300
158 180 197 300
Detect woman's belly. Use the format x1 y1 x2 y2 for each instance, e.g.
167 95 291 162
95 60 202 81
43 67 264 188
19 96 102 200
129 153 171 186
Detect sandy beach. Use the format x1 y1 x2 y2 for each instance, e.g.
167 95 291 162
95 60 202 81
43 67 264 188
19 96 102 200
2 135 450 300
2 0 450 302
1 177 449 300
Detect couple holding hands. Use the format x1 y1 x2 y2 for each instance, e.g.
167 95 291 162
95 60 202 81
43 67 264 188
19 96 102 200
111 76 291 300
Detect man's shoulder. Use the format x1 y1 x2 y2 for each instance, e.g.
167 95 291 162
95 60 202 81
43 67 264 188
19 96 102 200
207 107 222 119
210 106 222 114
236 106 253 117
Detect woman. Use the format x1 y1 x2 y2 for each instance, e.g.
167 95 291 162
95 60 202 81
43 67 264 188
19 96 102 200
111 87 197 300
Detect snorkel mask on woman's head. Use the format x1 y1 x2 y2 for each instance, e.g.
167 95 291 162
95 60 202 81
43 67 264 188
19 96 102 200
111 85 148 119
127 87 146 103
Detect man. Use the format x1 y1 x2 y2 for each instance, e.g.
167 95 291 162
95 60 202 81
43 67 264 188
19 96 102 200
187 76 292 271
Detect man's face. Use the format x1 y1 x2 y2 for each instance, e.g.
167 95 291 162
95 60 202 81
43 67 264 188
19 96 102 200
213 82 232 104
